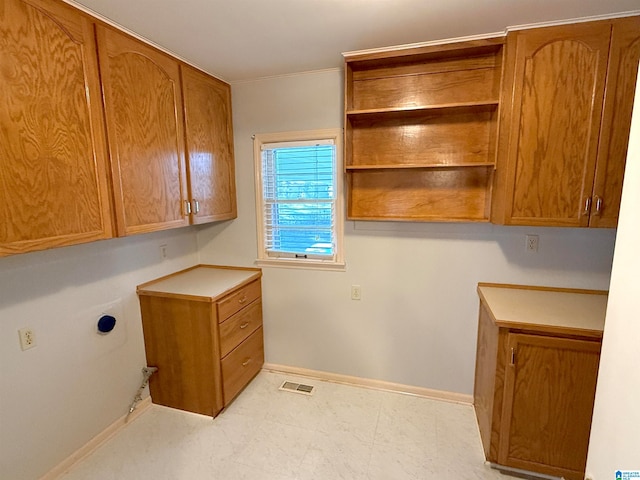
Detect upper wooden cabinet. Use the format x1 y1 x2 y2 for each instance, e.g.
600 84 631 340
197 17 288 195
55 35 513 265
492 17 640 227
0 0 113 256
181 65 237 224
592 16 640 227
0 0 238 256
96 26 190 236
344 38 504 222
97 26 238 235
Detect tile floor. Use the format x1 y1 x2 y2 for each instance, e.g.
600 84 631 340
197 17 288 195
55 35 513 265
60 370 507 480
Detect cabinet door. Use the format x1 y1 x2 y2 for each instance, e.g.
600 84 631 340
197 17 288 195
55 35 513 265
494 22 611 226
96 26 189 236
181 65 237 224
499 333 600 480
0 0 113 256
591 16 640 228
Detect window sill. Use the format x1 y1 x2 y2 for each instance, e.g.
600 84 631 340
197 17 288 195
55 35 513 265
255 258 346 272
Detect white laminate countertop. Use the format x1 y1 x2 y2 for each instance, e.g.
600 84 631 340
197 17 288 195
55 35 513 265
477 284 608 337
137 265 261 301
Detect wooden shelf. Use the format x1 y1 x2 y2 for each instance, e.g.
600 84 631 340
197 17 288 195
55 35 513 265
344 37 504 67
346 100 499 118
344 37 503 222
346 162 495 170
347 107 499 168
347 167 493 222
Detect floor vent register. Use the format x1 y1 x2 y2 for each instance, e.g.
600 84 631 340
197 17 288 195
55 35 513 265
278 381 315 396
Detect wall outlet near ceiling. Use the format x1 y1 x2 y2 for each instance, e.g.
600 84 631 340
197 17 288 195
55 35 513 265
351 285 362 300
526 234 539 253
18 327 36 351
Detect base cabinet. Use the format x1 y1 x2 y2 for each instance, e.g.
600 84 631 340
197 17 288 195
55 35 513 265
474 284 605 480
137 265 263 417
498 333 600 478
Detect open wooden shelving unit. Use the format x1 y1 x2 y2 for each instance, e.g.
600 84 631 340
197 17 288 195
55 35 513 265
344 37 504 222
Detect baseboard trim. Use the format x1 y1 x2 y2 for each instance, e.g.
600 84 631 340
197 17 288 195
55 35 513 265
39 397 153 480
262 363 473 404
488 463 562 480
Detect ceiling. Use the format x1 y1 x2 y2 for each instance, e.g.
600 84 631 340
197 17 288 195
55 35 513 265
69 0 639 82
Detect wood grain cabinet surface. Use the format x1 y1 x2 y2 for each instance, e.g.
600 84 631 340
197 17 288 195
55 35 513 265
343 38 504 222
181 65 237 224
592 16 640 227
474 284 606 480
97 26 190 236
0 0 113 256
97 27 238 236
1 0 237 256
492 16 640 227
137 265 263 417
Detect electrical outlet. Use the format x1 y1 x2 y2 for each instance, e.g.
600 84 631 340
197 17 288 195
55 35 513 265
18 327 36 351
159 244 168 260
525 234 539 253
351 285 362 300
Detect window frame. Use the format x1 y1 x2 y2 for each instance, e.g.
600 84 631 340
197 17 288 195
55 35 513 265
253 128 345 271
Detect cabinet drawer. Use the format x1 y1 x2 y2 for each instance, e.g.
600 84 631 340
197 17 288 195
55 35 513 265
222 327 264 404
217 280 261 322
219 300 262 357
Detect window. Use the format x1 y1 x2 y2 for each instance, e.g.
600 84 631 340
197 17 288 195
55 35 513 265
254 129 344 270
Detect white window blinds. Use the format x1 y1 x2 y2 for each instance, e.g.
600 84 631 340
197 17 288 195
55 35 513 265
260 139 336 260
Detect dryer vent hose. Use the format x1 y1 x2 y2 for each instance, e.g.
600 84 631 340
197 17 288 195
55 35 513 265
126 366 158 421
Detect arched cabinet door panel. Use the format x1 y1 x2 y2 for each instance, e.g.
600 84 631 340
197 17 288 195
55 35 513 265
0 0 113 256
96 25 189 236
495 21 611 227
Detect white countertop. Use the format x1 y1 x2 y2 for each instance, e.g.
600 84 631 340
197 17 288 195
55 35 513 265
478 284 608 337
137 265 260 300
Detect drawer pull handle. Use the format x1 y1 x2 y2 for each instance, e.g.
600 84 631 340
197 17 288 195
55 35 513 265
239 322 250 329
238 296 247 304
242 358 252 367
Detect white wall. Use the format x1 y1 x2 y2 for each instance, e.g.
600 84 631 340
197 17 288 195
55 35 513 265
0 228 199 480
198 68 617 395
586 70 640 479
